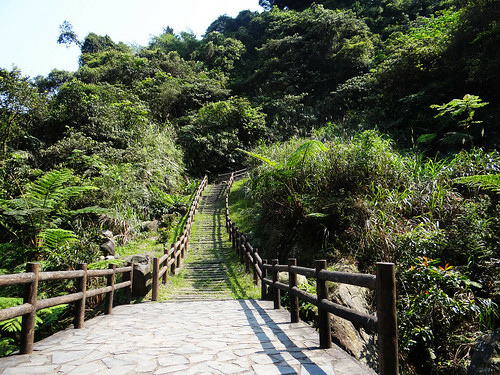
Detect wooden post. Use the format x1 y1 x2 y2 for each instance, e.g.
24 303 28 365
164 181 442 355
253 248 259 285
376 262 399 375
74 263 87 329
240 244 245 265
105 264 116 314
288 258 299 323
152 258 159 302
170 244 176 275
20 262 39 354
162 248 168 285
181 235 187 259
176 237 182 269
316 260 331 349
272 259 280 309
125 262 134 304
262 259 268 300
245 243 250 273
231 224 236 249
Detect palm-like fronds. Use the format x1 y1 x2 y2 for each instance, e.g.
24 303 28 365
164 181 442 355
39 228 78 251
286 139 328 169
454 174 500 194
26 169 97 211
0 169 100 251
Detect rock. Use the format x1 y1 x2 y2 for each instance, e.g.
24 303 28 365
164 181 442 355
278 272 308 287
100 230 114 239
121 253 154 297
100 239 116 256
468 330 500 375
99 230 116 256
141 220 159 232
328 263 378 370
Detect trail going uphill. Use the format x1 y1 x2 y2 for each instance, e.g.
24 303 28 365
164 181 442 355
158 183 259 301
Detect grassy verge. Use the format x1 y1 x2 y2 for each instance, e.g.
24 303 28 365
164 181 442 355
227 178 260 236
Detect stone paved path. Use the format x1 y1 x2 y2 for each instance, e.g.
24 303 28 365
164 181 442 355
0 300 375 374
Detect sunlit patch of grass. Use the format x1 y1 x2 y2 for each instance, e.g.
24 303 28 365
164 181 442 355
115 234 164 258
228 178 260 235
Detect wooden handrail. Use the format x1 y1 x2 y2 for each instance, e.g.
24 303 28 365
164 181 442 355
0 261 134 354
223 171 399 375
151 175 208 300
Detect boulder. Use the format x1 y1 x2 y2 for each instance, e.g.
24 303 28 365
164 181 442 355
328 263 378 370
121 253 153 297
141 220 159 232
100 239 116 257
278 272 308 287
100 230 114 239
99 230 116 256
468 330 500 375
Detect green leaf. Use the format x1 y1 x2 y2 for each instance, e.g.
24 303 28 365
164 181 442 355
237 148 280 167
286 140 328 168
454 174 500 195
39 228 78 251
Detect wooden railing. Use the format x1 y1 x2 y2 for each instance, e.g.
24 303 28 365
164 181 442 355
151 175 208 300
0 262 133 354
215 168 248 184
223 171 399 375
0 175 208 355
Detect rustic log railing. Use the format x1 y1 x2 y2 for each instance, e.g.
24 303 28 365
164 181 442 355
223 171 399 375
215 168 248 184
0 262 133 354
151 175 208 301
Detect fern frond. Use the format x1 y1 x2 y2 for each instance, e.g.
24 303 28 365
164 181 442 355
0 318 22 333
39 228 78 250
237 148 280 167
286 140 328 168
26 169 98 210
454 174 500 194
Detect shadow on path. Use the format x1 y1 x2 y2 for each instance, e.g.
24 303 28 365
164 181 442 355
239 299 329 374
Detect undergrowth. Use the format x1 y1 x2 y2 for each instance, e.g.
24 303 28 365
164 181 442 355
237 130 499 374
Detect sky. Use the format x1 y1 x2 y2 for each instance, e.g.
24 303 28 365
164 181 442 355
0 0 261 78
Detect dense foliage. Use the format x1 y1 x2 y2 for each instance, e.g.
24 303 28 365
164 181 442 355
0 0 499 371
242 131 499 373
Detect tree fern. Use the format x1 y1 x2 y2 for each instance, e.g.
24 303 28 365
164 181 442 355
286 139 328 169
0 169 100 255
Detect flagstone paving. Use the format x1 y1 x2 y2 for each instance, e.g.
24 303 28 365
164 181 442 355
0 299 375 374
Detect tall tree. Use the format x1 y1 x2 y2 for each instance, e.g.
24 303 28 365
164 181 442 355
0 69 44 158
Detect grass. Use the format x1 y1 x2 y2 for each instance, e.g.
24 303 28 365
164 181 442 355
227 178 260 235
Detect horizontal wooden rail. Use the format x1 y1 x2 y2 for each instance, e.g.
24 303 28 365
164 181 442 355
223 171 399 375
0 273 36 286
0 261 134 355
151 175 208 301
0 303 34 322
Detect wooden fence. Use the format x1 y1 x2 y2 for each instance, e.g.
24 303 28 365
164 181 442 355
0 263 133 354
215 168 248 184
0 175 208 355
223 171 399 375
151 175 208 300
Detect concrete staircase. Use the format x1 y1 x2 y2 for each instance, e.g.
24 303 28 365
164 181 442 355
166 183 239 301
